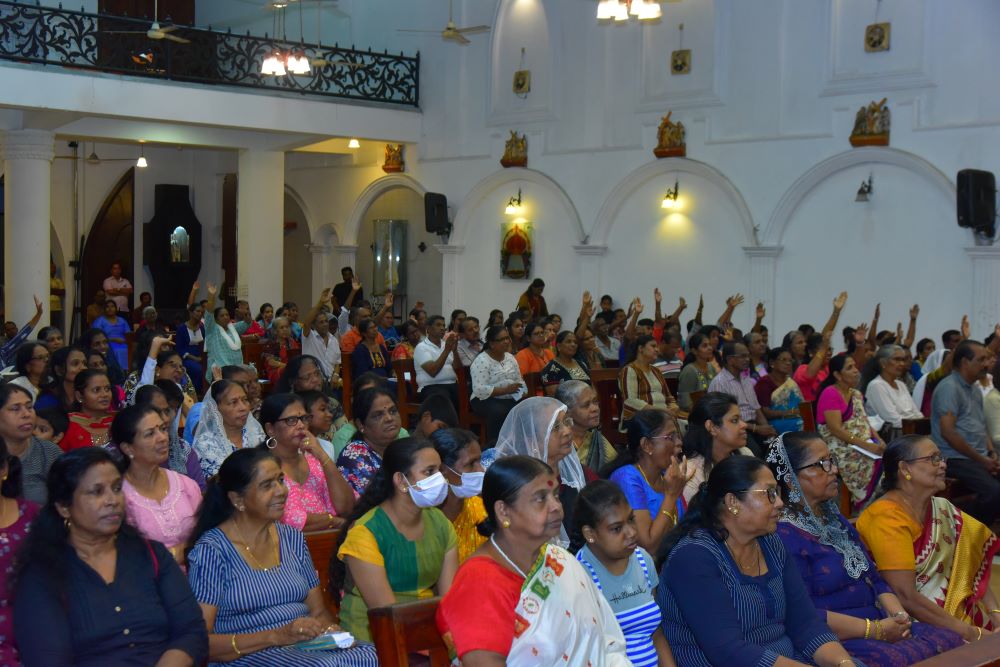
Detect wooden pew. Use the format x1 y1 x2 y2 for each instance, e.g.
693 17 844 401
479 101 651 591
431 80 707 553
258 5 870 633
912 631 1000 666
304 529 341 615
453 366 487 442
391 358 423 429
523 371 542 398
368 598 450 667
341 356 354 420
690 390 705 408
902 418 931 436
591 367 625 446
798 401 817 432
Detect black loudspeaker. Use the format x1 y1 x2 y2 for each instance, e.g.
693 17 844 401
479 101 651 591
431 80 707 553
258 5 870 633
424 192 451 235
957 169 996 233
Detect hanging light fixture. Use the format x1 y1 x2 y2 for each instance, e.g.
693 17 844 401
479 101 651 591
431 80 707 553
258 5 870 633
136 142 148 169
286 52 311 74
596 0 620 19
505 188 523 215
348 138 361 149
261 50 286 75
597 0 661 22
661 180 679 209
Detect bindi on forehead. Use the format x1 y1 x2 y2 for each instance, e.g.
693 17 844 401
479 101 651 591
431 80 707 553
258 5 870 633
546 479 554 487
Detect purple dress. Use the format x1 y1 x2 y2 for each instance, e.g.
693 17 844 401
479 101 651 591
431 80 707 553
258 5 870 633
0 500 39 665
777 518 963 666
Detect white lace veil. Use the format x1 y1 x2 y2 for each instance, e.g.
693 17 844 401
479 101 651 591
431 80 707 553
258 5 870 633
766 432 870 579
194 380 265 449
493 396 587 490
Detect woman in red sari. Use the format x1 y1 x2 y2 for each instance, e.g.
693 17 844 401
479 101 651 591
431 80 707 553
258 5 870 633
62 369 116 451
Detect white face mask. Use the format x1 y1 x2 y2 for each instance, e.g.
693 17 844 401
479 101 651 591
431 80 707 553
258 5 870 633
404 471 449 508
446 465 485 499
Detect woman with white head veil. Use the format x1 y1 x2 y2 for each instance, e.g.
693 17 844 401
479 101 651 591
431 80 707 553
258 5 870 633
494 396 590 547
192 379 265 478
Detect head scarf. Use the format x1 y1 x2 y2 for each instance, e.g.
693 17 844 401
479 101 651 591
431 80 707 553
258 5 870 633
766 433 870 579
494 396 587 491
194 380 265 451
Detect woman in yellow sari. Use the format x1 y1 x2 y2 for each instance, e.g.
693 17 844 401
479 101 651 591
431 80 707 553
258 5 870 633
857 435 1000 643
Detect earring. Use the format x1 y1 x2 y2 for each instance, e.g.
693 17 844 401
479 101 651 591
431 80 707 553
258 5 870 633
265 436 277 450
501 520 510 529
904 473 912 481
729 507 739 515
64 517 71 529
237 505 245 512
587 538 594 543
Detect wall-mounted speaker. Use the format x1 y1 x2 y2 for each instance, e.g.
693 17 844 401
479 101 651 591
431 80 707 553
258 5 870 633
424 192 451 236
957 169 996 238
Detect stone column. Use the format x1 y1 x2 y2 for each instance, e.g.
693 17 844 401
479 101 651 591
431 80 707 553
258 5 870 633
307 242 331 303
236 150 284 308
435 244 465 316
3 130 54 329
965 246 1000 338
743 245 783 332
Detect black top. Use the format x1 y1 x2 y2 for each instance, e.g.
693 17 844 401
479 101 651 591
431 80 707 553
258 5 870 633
14 533 208 666
333 281 363 310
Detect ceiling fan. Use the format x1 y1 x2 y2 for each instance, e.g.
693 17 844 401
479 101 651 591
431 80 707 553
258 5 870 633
105 0 191 44
55 143 139 165
398 0 490 45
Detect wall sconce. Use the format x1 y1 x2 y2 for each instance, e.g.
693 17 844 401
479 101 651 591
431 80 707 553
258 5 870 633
661 180 679 209
348 138 361 149
505 188 523 215
855 174 873 202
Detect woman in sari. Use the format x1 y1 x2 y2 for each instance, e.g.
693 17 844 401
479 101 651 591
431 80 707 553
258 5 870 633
436 455 630 666
770 432 963 666
754 347 804 433
816 355 885 508
556 380 617 473
540 331 591 395
493 397 591 547
203 284 244 380
192 379 265 478
62 370 116 450
857 435 1000 642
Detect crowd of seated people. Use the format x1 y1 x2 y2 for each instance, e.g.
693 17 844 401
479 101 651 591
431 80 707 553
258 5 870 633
0 267 999 666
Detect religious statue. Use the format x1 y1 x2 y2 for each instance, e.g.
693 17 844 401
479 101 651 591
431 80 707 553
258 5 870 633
500 131 528 168
849 98 890 147
382 143 405 173
654 111 686 158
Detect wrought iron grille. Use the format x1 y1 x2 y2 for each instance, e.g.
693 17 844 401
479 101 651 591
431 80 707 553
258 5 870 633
0 1 420 107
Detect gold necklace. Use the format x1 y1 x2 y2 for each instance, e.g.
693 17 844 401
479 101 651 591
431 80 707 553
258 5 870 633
234 520 279 571
725 538 761 576
634 463 662 490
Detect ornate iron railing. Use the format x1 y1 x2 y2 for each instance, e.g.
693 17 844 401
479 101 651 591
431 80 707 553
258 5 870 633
0 1 420 107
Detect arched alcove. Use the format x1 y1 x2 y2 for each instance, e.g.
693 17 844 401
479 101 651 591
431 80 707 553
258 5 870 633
342 174 428 246
283 188 313 311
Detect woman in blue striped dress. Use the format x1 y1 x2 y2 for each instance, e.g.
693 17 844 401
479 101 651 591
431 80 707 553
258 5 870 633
187 446 378 666
574 481 675 666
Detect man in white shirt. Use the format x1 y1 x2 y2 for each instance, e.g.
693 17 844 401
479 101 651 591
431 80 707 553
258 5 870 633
592 313 620 361
102 261 133 313
456 317 482 367
413 314 460 408
301 289 342 385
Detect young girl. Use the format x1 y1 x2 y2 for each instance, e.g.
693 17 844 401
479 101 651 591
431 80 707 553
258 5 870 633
34 408 67 447
574 481 675 667
61 369 116 451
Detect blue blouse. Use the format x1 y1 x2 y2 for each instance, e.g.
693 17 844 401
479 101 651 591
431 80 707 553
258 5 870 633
658 530 838 667
609 464 684 518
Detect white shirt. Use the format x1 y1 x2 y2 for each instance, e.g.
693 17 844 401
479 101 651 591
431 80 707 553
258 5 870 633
865 375 923 429
102 276 132 312
595 336 620 361
456 339 482 367
413 337 458 390
301 329 341 379
469 352 526 402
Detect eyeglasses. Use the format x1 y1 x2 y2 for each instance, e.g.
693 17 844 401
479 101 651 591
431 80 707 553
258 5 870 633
31 355 50 362
740 487 780 504
367 406 400 422
795 456 839 473
552 417 575 432
905 453 944 465
275 414 310 427
649 432 682 444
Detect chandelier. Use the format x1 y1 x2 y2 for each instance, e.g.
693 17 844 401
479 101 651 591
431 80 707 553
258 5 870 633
259 0 312 76
597 0 662 21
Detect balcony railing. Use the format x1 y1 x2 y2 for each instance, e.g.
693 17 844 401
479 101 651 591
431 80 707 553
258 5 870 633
0 1 420 107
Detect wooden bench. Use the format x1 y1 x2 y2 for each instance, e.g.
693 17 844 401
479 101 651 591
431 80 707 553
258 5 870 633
391 358 423 429
453 366 487 442
341 356 354 420
368 598 450 666
304 529 341 615
901 418 931 436
591 367 625 445
523 371 542 398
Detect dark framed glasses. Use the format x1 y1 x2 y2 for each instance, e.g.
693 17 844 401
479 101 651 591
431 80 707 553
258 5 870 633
740 487 780 504
275 415 310 428
905 453 944 466
795 456 839 474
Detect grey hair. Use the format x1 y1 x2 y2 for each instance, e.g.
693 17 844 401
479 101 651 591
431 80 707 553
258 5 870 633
142 306 157 319
876 344 903 371
554 380 593 409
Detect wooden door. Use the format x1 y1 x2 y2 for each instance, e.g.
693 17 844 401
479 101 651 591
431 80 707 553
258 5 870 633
81 169 134 328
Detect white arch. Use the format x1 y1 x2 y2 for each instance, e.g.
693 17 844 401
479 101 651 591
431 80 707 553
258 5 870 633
450 167 585 246
763 147 956 245
343 174 428 246
283 184 314 243
588 157 757 247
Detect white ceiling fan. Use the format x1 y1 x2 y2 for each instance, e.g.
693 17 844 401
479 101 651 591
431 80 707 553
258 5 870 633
105 0 191 44
398 0 490 45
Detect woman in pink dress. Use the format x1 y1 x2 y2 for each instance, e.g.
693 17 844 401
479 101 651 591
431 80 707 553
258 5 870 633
115 404 201 563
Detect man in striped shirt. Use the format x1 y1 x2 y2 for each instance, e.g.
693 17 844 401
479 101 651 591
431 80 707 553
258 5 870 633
708 340 776 456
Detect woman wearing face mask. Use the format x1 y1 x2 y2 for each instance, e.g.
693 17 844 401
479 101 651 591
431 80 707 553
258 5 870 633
34 345 87 411
430 428 487 562
62 370 115 451
192 379 265 479
493 396 591 547
259 394 355 532
331 437 459 643
574 481 676 667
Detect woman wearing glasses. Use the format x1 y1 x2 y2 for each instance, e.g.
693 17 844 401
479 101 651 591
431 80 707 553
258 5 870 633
657 455 858 667
857 436 1000 642
604 409 691 554
259 394 356 531
336 387 403 495
769 433 962 666
493 396 591 547
469 325 527 443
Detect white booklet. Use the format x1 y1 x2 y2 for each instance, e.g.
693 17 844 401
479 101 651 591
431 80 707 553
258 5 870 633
850 444 882 460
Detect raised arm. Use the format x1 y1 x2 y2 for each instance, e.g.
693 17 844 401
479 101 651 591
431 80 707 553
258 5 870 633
373 290 393 324
902 305 918 349
25 295 44 331
205 283 217 312
623 298 642 343
805 331 833 380
716 294 744 327
694 294 703 327
867 303 880 348
751 302 765 334
820 292 847 338
186 281 200 307
669 297 687 328
654 288 663 324
302 288 331 338
575 292 594 339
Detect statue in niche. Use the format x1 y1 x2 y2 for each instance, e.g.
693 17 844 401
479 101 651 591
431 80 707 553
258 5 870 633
500 131 528 168
382 143 405 173
654 111 686 158
849 98 891 147
169 226 190 263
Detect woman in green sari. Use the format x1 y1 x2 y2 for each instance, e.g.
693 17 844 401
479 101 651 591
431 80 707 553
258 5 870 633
330 436 458 642
204 283 245 379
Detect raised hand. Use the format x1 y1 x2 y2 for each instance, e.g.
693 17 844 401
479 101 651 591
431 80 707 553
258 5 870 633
654 288 662 304
698 294 704 310
909 304 919 320
633 298 644 315
414 300 425 310
833 292 848 311
721 325 735 341
351 278 361 292
726 294 745 308
191 280 200 293
895 322 904 342
582 290 592 305
873 303 881 320
320 288 332 305
207 283 218 296
384 291 394 308
663 455 696 498
32 295 43 315
853 323 869 346
961 314 971 339
211 365 223 382
678 296 687 311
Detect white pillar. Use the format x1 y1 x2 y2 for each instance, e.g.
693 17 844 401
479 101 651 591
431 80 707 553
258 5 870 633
307 242 331 303
573 244 608 298
3 130 54 328
965 246 1000 338
331 244 359 281
236 150 284 308
435 244 464 316
743 245 783 332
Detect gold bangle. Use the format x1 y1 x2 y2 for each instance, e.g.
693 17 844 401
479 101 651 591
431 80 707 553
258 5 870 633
977 626 983 641
661 509 677 524
864 618 871 640
989 609 1000 614
231 633 242 657
874 619 882 641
